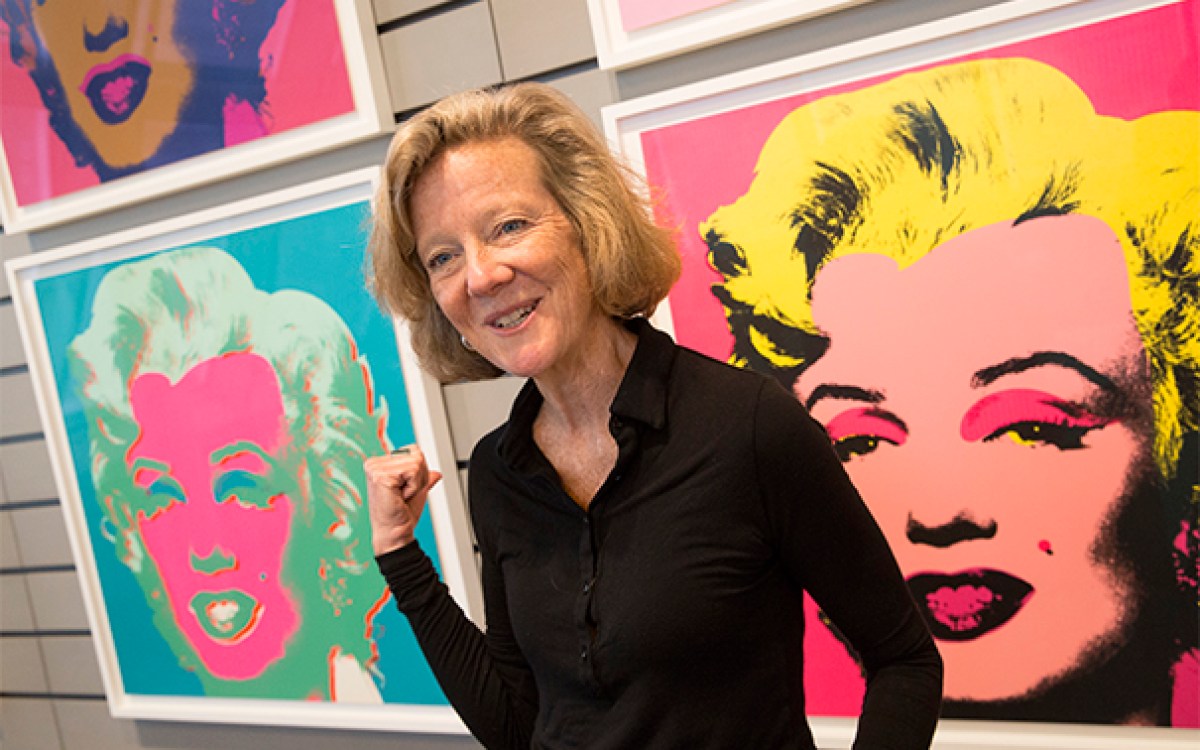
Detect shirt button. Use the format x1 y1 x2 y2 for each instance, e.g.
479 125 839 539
580 646 589 661
582 581 592 594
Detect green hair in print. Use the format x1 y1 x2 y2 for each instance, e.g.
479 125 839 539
68 246 390 700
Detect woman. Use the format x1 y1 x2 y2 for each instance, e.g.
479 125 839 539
364 83 942 748
71 246 388 701
1 0 283 180
702 58 1199 725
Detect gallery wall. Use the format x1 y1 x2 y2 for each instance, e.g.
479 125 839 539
2 1 1194 749
5 1 598 746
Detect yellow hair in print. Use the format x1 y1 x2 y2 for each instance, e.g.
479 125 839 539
703 57 1199 481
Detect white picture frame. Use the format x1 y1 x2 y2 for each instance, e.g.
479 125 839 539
586 0 874 70
4 168 481 732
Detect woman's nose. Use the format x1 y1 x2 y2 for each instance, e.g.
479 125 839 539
84 13 130 53
465 245 514 297
189 545 237 574
906 511 997 547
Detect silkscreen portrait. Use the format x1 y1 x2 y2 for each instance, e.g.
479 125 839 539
0 0 354 213
1 0 289 179
67 246 391 701
702 57 1198 725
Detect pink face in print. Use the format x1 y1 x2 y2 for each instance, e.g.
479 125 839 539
795 215 1154 702
126 352 299 680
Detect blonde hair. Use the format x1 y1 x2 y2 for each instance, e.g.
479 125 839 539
704 58 1199 482
368 83 681 383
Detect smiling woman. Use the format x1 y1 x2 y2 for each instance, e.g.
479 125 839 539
703 57 1199 725
0 0 284 180
410 137 606 385
362 83 943 749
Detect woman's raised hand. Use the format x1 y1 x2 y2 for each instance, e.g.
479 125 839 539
364 445 442 556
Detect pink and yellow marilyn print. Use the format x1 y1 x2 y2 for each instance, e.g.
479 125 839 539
636 0 1199 727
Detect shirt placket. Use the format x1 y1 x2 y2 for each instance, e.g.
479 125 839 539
575 508 599 689
572 414 637 691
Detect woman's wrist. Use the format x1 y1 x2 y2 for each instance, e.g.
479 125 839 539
373 528 416 557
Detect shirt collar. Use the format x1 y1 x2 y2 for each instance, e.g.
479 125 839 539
609 317 672 431
497 318 675 470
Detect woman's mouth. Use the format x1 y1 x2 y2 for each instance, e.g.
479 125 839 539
489 301 538 330
906 569 1033 641
81 55 151 124
189 590 263 643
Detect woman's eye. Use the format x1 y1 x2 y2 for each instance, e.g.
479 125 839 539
983 421 1091 450
214 470 274 509
823 407 907 462
425 251 454 271
831 434 896 462
496 218 528 236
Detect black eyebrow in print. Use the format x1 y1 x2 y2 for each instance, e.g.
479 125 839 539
748 314 821 362
804 384 885 411
970 351 1119 393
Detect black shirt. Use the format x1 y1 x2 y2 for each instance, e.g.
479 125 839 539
378 319 941 749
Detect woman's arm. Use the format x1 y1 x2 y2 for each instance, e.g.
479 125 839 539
367 447 538 749
753 382 943 749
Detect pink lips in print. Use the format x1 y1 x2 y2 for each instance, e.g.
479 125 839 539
906 569 1034 641
80 54 151 124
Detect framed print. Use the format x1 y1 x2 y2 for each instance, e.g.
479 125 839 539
4 168 482 732
586 0 874 69
605 0 1199 747
0 0 393 233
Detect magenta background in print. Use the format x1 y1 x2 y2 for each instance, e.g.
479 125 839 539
0 0 353 209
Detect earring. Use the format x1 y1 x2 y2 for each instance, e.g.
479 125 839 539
461 335 475 352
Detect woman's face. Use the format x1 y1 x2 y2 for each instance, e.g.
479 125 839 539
30 0 194 168
125 351 299 681
410 137 605 381
794 215 1155 702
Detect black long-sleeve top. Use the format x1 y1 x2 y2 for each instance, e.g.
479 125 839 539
378 319 942 749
